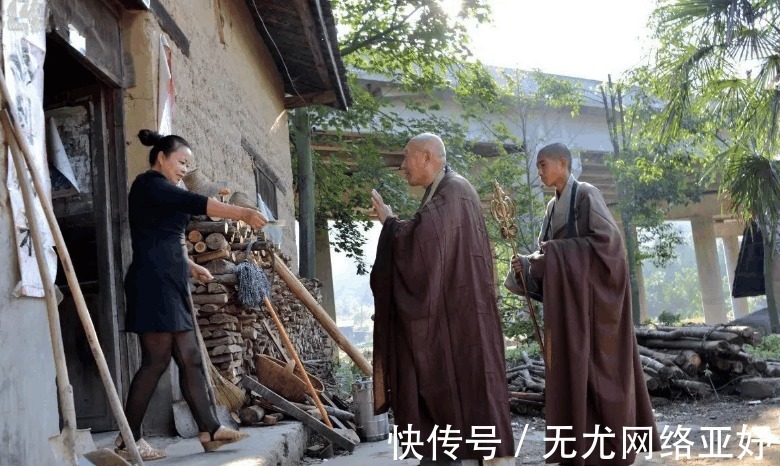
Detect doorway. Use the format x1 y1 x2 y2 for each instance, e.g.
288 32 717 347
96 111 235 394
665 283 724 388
43 35 125 432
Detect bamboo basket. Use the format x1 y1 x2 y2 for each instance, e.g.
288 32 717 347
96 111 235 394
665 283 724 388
255 354 323 403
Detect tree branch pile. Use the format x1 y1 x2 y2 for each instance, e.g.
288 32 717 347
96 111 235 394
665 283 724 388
507 324 772 414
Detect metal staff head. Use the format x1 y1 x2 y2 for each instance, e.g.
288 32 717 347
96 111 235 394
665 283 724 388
490 180 519 255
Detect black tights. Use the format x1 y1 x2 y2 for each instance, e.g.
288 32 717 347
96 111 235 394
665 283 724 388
123 331 220 441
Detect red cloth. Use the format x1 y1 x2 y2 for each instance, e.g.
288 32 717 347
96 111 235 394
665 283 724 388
539 183 660 465
371 171 514 459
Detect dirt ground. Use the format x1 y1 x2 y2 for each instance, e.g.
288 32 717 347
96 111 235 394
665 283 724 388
512 396 780 465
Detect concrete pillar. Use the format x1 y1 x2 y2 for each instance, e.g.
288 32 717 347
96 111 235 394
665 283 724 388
691 218 729 324
722 235 750 318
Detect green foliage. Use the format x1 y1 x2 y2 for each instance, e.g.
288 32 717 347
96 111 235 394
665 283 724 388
331 360 364 399
744 335 780 360
505 341 541 365
456 69 585 339
599 74 706 269
292 1 492 274
645 267 704 321
334 0 490 89
657 310 683 326
638 222 686 268
648 0 780 327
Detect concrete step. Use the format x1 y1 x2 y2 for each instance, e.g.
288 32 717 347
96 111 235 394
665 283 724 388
92 421 307 466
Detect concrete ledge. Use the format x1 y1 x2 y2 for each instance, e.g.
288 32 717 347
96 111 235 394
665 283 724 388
94 421 307 466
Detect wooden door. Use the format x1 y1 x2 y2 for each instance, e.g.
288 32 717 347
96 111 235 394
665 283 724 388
47 85 122 432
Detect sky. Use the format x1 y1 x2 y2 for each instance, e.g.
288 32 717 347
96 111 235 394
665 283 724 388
328 0 661 320
443 0 658 80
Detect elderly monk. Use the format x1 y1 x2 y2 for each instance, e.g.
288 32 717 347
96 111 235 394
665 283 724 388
505 143 659 465
370 133 514 466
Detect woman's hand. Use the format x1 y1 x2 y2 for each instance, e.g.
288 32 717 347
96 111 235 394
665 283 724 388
206 199 268 229
241 207 268 230
189 261 214 282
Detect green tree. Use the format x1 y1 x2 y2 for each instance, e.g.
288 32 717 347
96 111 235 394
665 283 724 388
293 0 491 274
599 72 705 322
649 0 780 331
455 69 584 339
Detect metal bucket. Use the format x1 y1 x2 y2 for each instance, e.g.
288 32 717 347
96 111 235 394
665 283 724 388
352 377 389 442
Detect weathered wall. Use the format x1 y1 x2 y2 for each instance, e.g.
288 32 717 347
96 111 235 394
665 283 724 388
123 0 296 260
0 134 59 465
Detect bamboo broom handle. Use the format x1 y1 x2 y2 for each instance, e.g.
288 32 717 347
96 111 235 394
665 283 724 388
263 297 332 428
0 78 144 465
272 253 373 376
5 115 80 466
182 252 218 410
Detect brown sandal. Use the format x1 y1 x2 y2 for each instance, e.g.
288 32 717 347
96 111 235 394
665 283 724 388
114 436 167 461
199 425 249 452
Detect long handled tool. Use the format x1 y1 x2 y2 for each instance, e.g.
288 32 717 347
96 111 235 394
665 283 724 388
235 246 332 427
0 71 144 466
270 252 373 376
2 117 128 466
490 181 547 365
171 287 240 439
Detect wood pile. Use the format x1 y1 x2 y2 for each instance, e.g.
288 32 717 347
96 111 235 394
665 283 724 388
635 325 764 396
507 324 772 412
186 216 333 385
185 210 357 447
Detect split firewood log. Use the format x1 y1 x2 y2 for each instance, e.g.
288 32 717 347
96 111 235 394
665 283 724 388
205 232 230 252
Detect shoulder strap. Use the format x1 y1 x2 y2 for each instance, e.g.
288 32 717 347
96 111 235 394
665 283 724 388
542 203 554 242
566 180 579 238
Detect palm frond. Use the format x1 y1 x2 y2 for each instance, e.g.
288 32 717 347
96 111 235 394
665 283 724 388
721 143 780 234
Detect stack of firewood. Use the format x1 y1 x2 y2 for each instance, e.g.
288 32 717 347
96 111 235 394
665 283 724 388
635 325 764 396
186 216 333 384
507 324 770 411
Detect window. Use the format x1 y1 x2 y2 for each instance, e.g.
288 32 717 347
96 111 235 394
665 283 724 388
254 165 278 218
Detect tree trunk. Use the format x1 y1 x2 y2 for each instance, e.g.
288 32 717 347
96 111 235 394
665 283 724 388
293 109 316 278
764 234 779 333
621 213 642 324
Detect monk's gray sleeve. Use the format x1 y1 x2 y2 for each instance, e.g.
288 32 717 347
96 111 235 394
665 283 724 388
504 256 531 295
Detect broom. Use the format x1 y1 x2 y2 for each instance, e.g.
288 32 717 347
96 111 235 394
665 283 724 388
187 279 246 413
235 243 332 427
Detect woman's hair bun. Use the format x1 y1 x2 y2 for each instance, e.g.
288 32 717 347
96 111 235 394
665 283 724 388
138 129 163 147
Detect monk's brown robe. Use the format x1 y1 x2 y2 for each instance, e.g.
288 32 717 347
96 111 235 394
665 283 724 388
371 171 514 460
536 182 660 465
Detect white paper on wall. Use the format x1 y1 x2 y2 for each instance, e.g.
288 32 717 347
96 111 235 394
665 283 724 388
158 34 174 136
46 117 81 193
2 0 57 298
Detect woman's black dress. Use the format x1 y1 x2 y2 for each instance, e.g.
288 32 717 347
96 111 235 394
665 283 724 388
124 170 209 334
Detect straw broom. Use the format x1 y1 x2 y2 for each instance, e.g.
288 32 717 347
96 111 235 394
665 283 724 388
186 263 245 413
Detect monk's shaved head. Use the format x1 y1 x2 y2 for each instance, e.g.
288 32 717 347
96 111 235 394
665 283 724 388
408 133 447 162
537 142 572 172
402 133 447 187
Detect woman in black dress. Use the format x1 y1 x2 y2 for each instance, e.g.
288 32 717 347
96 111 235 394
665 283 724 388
117 129 267 460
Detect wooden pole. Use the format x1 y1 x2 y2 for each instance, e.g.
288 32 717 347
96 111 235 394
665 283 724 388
6 116 80 466
262 297 332 428
0 95 144 465
272 253 373 376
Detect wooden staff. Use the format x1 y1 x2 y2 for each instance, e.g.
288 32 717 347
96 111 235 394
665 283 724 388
262 296 332 428
272 253 373 376
490 181 547 364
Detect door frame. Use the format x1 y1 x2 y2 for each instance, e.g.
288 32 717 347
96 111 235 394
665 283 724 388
44 35 129 430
